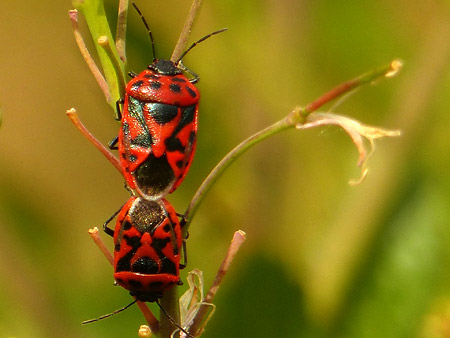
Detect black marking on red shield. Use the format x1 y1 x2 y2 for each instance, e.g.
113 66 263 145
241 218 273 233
134 153 176 195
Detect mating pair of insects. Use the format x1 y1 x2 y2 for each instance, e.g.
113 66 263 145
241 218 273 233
71 3 226 336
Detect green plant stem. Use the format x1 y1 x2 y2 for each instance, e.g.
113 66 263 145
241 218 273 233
158 287 180 338
72 0 125 107
183 117 291 229
182 60 402 230
98 36 127 96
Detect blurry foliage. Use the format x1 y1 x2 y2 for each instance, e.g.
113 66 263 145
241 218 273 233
0 0 449 337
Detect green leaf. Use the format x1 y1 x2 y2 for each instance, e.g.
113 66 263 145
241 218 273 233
339 182 447 338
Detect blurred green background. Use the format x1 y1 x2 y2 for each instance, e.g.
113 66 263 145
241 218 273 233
1 1 450 337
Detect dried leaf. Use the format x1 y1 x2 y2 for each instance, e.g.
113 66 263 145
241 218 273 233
177 270 215 337
296 112 401 184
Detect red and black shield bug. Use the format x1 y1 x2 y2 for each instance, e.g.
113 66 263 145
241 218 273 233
112 4 227 200
83 197 191 336
110 196 184 301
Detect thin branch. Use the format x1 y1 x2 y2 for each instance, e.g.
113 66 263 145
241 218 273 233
170 0 203 62
205 231 246 302
69 10 110 102
303 60 403 115
183 60 403 230
188 231 247 336
116 0 129 62
66 108 122 173
88 227 114 265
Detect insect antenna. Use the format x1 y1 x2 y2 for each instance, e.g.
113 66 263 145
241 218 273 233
175 28 228 65
81 300 137 324
131 2 157 61
156 299 193 338
81 298 193 337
